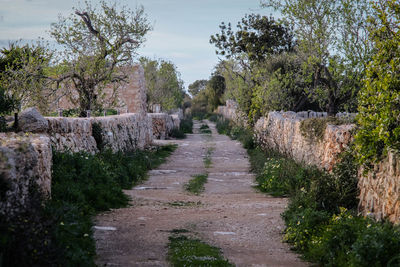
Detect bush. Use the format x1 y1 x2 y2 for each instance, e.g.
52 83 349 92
355 1 400 167
350 221 400 266
306 209 368 265
179 117 193 134
170 127 185 139
215 117 232 135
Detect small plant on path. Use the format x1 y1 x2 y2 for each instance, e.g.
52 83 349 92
200 123 212 134
168 233 233 266
185 174 208 195
204 147 214 168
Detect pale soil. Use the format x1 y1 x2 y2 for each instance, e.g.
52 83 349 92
94 121 308 267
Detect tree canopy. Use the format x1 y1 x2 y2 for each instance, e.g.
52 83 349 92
210 14 295 62
139 57 185 111
50 0 152 116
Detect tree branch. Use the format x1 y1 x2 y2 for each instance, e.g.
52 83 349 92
75 11 105 44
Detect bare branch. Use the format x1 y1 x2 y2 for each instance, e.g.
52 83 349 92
75 11 105 44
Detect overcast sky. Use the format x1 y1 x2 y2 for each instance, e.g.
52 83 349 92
0 0 274 89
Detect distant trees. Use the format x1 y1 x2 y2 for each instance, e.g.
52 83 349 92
190 74 226 114
209 1 373 124
188 79 207 97
50 0 151 116
262 0 373 115
139 57 185 111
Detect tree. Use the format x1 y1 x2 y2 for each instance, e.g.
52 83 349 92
0 42 52 113
188 79 207 97
206 74 225 111
50 1 151 116
262 0 373 115
355 0 400 167
139 57 185 111
210 14 294 62
209 14 296 124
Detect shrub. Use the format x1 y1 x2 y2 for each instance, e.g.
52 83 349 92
215 117 232 135
179 117 193 134
355 1 400 167
306 208 368 265
350 221 400 266
170 127 185 139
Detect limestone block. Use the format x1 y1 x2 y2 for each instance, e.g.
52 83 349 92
0 133 52 217
19 107 49 133
358 150 400 224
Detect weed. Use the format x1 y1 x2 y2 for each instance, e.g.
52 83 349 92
168 235 233 266
204 147 214 168
169 228 190 234
200 124 209 130
200 124 212 134
167 201 201 207
92 122 103 150
185 174 208 195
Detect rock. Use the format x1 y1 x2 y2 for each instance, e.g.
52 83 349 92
19 107 49 133
0 133 52 217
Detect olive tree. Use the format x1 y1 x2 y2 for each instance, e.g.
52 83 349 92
50 0 151 116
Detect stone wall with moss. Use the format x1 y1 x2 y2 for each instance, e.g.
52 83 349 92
358 151 400 223
254 111 355 171
219 101 400 223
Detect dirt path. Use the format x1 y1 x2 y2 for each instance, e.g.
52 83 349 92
94 121 307 266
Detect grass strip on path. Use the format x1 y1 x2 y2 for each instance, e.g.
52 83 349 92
168 234 233 267
185 173 208 195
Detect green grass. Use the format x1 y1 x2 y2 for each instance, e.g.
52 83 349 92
167 201 201 207
180 117 193 134
185 174 208 195
168 234 233 266
0 144 177 266
204 147 214 168
200 124 212 134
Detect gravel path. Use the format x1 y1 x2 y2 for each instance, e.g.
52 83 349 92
94 120 307 266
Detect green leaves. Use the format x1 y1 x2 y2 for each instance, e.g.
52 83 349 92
355 0 400 166
139 57 185 111
210 14 294 62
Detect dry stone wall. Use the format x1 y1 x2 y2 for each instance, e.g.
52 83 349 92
148 113 180 140
0 133 52 216
53 64 148 114
254 111 355 171
217 100 248 126
218 101 400 223
45 113 153 153
358 151 400 223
